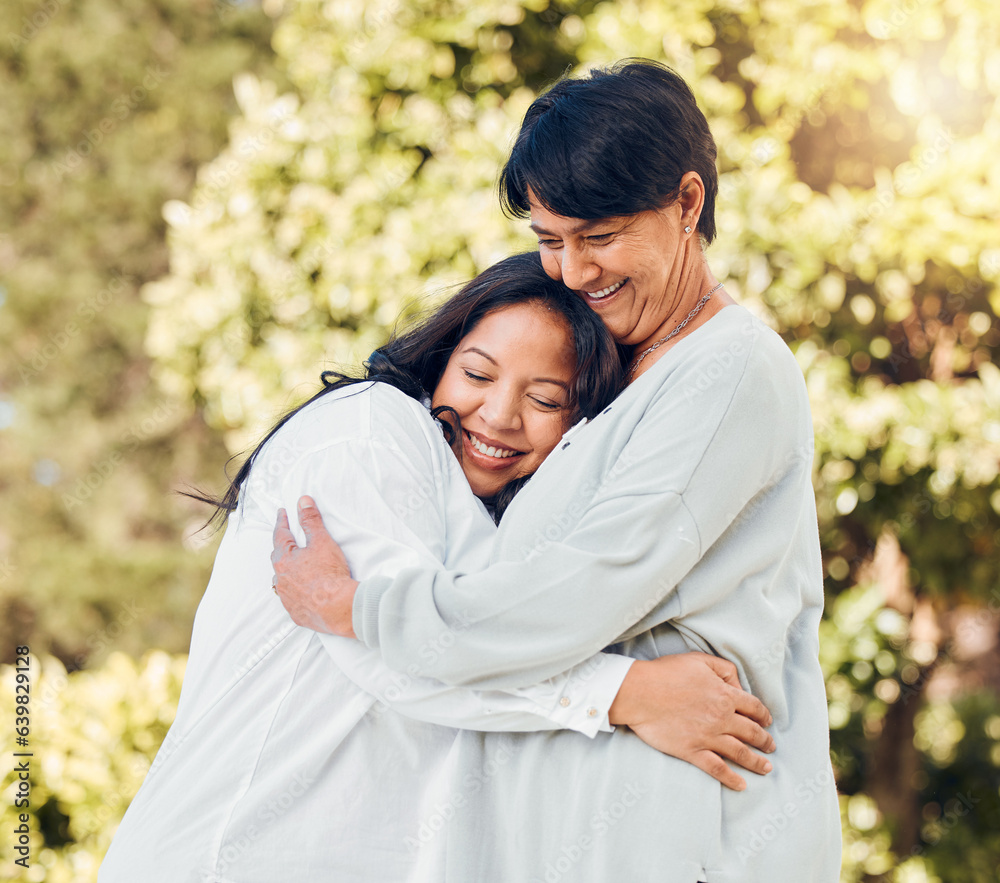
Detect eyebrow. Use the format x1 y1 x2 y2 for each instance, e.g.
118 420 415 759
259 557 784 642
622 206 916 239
529 218 599 236
529 217 627 237
462 346 570 390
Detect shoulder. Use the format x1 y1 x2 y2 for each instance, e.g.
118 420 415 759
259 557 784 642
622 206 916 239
365 381 440 441
250 382 447 486
702 309 815 466
625 307 812 480
679 306 798 377
730 307 806 385
249 382 455 504
282 381 438 448
722 308 811 418
652 306 807 414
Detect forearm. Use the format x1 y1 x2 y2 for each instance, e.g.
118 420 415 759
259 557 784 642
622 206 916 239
321 634 633 736
352 492 702 689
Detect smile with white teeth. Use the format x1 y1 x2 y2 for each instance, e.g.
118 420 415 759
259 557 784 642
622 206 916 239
586 279 627 299
467 431 521 459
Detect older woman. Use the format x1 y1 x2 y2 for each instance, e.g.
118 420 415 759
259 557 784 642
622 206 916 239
274 60 841 882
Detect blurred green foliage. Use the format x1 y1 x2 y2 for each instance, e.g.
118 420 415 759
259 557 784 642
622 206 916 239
3 0 999 881
2 653 184 882
0 0 280 662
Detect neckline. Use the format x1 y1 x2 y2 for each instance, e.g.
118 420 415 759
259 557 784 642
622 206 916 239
625 302 743 388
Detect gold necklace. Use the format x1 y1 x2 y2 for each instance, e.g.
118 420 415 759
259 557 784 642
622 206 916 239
627 282 724 379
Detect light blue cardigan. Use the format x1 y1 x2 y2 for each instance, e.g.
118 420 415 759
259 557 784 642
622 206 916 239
355 305 842 882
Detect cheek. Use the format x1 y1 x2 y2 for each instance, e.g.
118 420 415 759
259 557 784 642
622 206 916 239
435 384 483 431
429 386 444 413
430 364 453 409
539 250 562 282
529 416 569 462
431 370 463 414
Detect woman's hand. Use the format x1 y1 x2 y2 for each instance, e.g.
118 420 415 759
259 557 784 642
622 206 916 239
608 653 775 791
271 496 358 638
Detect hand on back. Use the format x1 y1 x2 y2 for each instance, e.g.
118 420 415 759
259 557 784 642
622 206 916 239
272 497 357 638
609 652 775 791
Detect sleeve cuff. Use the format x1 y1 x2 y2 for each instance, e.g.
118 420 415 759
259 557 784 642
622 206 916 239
352 575 393 648
515 653 635 738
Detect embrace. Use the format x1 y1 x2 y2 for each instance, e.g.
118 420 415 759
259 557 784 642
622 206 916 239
101 60 841 882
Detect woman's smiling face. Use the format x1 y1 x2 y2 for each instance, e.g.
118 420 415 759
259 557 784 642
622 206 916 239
528 188 692 350
431 301 577 500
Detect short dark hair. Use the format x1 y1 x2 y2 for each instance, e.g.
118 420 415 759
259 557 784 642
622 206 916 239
500 59 719 244
192 252 624 525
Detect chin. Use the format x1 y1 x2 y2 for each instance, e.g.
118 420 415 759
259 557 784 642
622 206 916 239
468 471 510 499
471 482 503 500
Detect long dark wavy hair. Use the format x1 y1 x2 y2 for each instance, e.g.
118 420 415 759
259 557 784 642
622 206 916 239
192 251 625 526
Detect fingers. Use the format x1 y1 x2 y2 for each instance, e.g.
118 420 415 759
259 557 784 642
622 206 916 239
698 653 774 729
728 712 775 754
714 733 773 776
297 495 331 546
271 508 298 566
692 734 775 791
731 687 773 729
693 751 747 792
701 653 741 688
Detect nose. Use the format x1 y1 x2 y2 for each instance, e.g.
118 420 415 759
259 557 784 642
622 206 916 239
480 385 522 433
558 244 602 291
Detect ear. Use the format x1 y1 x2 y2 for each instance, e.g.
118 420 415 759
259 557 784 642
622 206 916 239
678 171 706 234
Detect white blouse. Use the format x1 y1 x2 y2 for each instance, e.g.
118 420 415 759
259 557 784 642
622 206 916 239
99 382 632 883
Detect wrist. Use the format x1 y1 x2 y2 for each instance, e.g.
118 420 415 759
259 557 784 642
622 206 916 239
345 577 359 638
608 659 649 726
332 577 358 638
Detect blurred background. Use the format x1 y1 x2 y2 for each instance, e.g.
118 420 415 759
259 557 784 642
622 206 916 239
1 0 998 880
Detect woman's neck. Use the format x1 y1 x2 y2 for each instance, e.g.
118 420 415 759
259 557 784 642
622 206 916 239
626 273 734 383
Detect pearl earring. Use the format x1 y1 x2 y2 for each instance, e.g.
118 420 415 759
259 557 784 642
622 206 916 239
684 225 692 234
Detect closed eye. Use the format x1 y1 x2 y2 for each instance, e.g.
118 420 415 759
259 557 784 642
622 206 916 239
530 396 562 410
463 370 490 382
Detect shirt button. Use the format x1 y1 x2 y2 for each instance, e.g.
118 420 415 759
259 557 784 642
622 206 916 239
559 696 571 707
586 707 598 718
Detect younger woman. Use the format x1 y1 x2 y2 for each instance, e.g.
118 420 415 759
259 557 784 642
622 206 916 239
101 252 646 882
